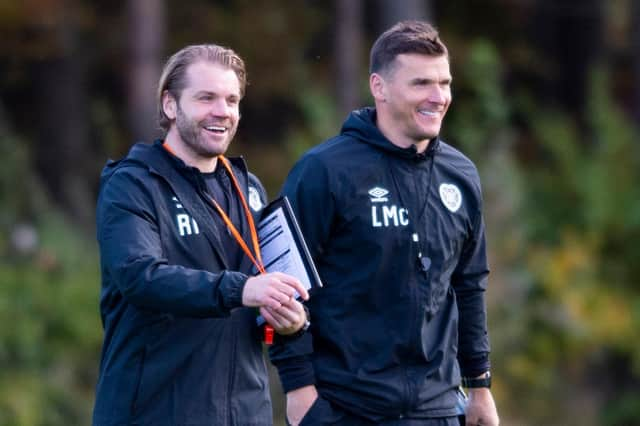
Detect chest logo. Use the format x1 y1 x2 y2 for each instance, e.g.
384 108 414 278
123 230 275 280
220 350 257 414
248 186 263 212
368 187 409 228
368 187 389 202
439 183 462 213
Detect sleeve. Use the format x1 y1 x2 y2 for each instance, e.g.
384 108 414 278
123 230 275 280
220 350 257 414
268 153 334 393
452 202 492 378
97 168 248 317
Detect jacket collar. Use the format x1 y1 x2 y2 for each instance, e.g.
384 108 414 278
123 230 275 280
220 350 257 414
123 141 248 270
340 107 440 162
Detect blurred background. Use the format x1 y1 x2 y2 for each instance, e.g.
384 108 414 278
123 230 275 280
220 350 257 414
1 0 640 425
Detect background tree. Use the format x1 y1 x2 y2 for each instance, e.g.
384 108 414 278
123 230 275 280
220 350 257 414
334 0 363 118
1 1 639 424
126 0 166 144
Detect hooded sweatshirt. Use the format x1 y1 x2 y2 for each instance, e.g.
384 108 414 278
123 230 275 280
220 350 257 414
93 141 271 426
270 108 491 421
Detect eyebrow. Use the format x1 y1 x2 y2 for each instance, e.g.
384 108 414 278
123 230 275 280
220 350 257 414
410 77 452 85
193 90 239 98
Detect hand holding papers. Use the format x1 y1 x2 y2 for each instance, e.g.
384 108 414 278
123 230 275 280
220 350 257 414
255 196 322 327
257 196 322 292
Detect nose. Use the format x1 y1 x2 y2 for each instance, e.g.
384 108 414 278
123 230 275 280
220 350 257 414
428 85 447 104
209 98 231 117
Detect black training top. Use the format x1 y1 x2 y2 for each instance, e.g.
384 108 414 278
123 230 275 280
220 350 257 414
270 107 491 422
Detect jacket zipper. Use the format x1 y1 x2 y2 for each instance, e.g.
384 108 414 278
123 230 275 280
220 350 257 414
387 153 435 412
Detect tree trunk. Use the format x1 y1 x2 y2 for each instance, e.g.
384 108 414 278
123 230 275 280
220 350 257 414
631 0 640 123
334 0 363 118
33 3 95 230
126 0 166 143
530 0 603 127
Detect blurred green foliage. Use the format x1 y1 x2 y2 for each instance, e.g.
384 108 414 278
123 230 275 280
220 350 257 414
0 127 101 424
445 39 640 425
511 68 640 425
1 2 640 425
0 216 101 425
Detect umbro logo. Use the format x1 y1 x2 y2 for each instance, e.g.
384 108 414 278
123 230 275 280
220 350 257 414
368 187 389 203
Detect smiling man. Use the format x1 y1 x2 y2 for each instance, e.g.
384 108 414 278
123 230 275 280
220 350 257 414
270 21 499 426
92 44 310 426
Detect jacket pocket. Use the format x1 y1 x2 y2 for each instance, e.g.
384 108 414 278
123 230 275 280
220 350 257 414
298 395 343 426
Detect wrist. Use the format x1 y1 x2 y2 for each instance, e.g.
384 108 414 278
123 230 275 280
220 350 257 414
287 384 317 400
275 305 310 340
461 371 491 388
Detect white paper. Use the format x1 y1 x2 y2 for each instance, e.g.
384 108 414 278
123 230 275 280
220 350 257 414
258 206 312 291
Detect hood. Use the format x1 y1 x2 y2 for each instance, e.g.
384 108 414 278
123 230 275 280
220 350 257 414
100 140 250 197
99 141 197 192
340 107 440 161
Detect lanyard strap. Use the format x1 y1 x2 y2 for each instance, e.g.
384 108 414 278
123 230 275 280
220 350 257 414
163 143 265 274
212 155 265 274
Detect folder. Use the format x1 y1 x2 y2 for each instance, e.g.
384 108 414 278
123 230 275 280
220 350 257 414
256 196 323 291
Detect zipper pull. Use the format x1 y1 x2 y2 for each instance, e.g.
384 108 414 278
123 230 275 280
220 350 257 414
413 233 431 272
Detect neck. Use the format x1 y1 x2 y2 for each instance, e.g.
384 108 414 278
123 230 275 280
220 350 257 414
375 110 430 153
164 131 218 173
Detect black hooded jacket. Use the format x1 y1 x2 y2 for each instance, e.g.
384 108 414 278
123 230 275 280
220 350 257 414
93 141 271 426
270 108 491 421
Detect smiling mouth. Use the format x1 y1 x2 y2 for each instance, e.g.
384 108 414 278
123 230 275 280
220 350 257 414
204 125 227 134
417 109 439 117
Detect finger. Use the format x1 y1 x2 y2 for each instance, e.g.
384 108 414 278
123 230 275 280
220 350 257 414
258 282 290 307
270 285 295 305
265 305 294 328
261 307 284 329
272 306 294 328
263 293 283 310
275 273 309 300
261 279 294 302
273 305 301 325
279 300 304 319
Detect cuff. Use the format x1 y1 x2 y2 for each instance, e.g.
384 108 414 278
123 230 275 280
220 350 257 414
459 352 491 378
219 271 249 310
274 356 316 393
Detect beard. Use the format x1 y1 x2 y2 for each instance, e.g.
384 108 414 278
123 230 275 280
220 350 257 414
175 104 237 158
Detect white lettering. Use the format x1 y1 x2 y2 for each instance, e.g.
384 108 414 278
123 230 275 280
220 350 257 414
399 208 409 225
371 206 382 227
382 205 398 227
177 214 192 236
191 217 200 234
370 205 410 228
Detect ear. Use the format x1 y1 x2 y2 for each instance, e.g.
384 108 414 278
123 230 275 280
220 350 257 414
162 90 177 120
369 73 386 103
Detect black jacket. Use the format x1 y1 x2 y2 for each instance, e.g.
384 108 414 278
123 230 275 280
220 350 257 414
270 108 491 421
93 141 271 426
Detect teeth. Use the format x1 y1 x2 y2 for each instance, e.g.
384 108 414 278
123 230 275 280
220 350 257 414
205 126 226 132
418 110 438 117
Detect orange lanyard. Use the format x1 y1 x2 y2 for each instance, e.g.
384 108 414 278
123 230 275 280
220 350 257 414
163 143 266 274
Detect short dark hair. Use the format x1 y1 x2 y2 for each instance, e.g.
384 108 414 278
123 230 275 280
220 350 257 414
369 20 448 76
157 44 247 133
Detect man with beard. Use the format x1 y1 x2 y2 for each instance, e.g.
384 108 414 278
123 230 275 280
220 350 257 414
270 21 499 426
92 44 309 426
